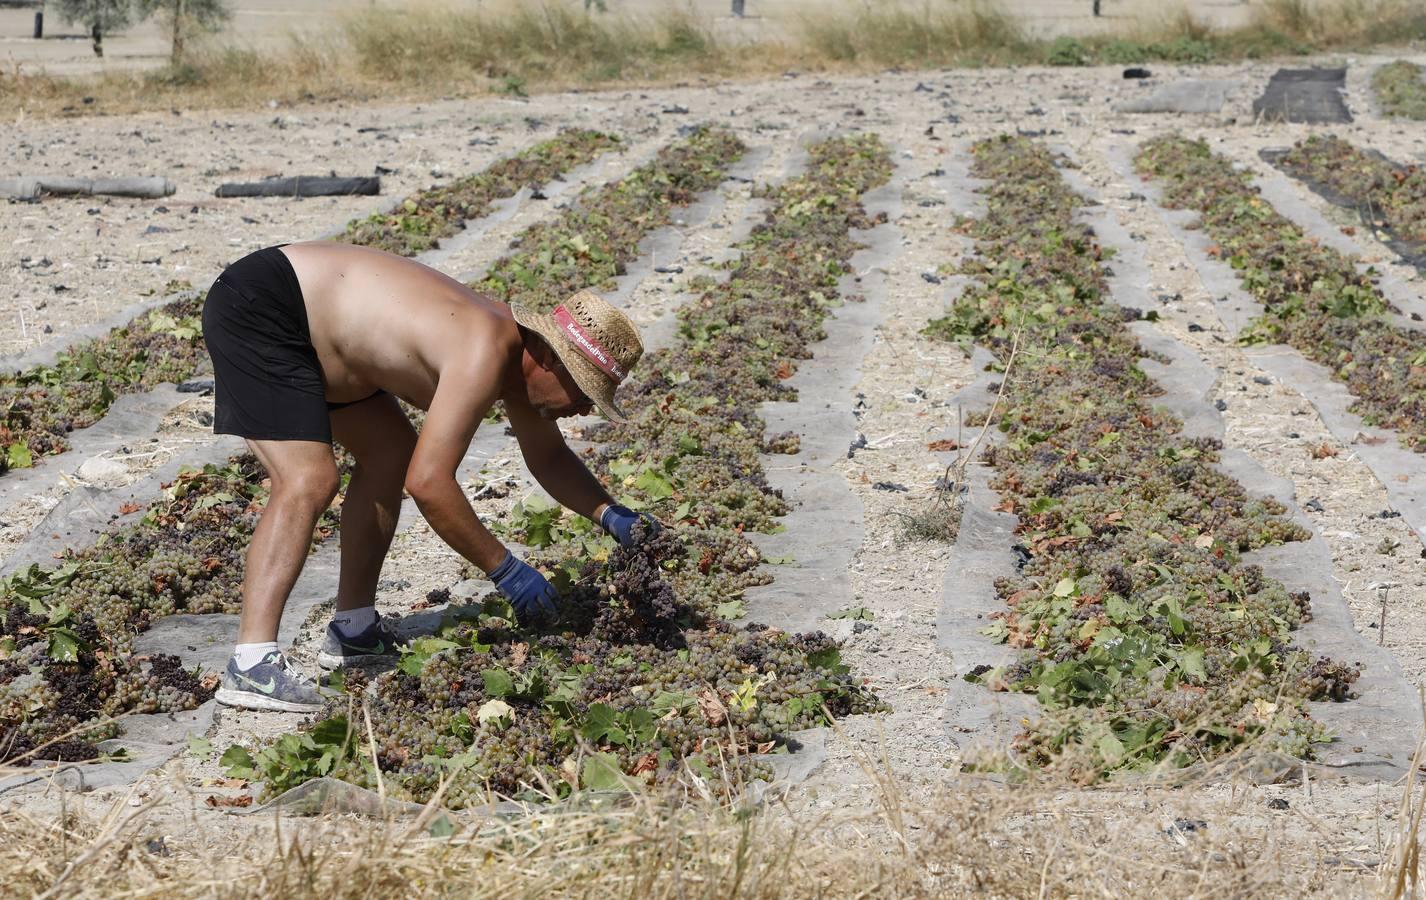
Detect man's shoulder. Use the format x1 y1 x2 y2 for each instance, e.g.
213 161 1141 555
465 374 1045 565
430 299 521 372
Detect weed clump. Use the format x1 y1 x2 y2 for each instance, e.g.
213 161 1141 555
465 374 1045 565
1373 60 1426 120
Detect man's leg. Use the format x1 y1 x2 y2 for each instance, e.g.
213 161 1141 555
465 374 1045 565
238 439 341 643
330 394 418 614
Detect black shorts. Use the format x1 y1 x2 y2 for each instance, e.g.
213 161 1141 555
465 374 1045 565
204 245 371 444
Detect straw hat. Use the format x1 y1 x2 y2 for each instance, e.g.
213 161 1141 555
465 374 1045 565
511 290 643 423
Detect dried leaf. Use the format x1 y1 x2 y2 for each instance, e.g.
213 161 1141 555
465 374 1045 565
204 794 253 809
697 688 727 727
509 642 529 669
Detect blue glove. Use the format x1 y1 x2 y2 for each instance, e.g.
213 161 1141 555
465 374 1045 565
600 504 662 549
489 550 558 624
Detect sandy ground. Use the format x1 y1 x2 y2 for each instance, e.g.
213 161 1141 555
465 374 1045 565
4 52 1426 893
2 0 1284 76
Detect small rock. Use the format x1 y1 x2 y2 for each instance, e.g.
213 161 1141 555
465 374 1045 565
145 837 172 856
1164 818 1207 838
847 433 868 459
76 456 128 483
921 272 943 285
660 105 690 115
1187 323 1204 332
1214 399 1228 411
1253 376 1273 385
852 621 874 634
872 481 908 492
1267 798 1289 810
1304 498 1325 513
653 265 684 274
1123 67 1152 79
450 579 485 599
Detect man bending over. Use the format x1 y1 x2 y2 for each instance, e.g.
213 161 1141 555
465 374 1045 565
202 242 654 713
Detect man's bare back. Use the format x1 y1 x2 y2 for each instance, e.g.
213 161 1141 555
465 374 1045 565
281 242 519 412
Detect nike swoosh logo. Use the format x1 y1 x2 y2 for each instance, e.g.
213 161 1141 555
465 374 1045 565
237 673 277 694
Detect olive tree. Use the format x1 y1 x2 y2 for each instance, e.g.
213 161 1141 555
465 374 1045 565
52 0 135 57
135 0 230 67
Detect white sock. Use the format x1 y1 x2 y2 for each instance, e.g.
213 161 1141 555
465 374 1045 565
331 606 378 639
233 641 279 670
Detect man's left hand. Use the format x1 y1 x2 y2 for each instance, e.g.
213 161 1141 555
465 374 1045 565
600 504 662 548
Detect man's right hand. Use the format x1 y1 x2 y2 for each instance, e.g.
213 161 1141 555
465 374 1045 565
489 550 559 624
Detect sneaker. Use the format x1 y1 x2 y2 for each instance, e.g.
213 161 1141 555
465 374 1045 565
215 651 326 713
317 616 402 670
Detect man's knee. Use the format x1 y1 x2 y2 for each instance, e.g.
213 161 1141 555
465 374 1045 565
274 465 340 512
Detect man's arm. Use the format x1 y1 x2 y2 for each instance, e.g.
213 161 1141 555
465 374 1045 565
403 362 508 573
505 398 615 523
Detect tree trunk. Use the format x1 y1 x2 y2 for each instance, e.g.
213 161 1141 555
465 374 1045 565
171 0 186 66
91 22 102 57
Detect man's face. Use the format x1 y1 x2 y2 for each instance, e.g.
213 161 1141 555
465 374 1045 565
533 349 595 420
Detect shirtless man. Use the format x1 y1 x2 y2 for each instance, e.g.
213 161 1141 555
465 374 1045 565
202 242 655 713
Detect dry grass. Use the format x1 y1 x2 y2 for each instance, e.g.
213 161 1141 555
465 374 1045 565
1 743 1409 898
3 0 1426 117
796 1 1032 68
